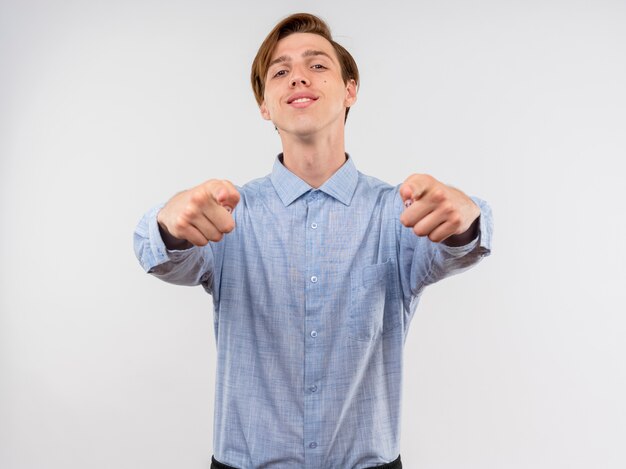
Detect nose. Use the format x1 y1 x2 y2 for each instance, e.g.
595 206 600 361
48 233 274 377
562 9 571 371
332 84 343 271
290 72 310 87
290 77 310 87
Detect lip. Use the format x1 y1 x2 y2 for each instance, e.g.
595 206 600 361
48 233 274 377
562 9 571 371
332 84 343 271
287 92 319 108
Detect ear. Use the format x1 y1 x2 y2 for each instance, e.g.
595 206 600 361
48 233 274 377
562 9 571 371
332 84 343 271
260 101 271 121
344 79 357 108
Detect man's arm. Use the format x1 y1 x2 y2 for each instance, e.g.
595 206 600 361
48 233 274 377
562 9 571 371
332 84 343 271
396 174 493 307
133 179 240 288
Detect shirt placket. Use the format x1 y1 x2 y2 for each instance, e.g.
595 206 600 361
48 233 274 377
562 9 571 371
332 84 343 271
304 189 324 468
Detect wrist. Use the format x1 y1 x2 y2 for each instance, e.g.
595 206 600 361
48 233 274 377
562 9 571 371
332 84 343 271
442 216 479 247
157 220 193 250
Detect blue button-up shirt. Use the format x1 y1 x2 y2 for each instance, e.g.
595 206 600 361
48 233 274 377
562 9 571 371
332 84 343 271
134 155 493 469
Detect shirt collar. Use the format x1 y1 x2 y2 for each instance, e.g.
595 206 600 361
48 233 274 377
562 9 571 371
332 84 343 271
270 153 358 207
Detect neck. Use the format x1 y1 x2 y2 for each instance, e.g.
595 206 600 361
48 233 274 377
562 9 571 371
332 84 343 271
279 123 347 188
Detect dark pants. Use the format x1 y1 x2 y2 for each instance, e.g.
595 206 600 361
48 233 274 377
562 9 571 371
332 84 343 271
211 454 402 469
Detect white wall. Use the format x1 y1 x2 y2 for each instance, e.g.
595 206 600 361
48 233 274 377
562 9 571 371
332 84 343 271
1 1 625 468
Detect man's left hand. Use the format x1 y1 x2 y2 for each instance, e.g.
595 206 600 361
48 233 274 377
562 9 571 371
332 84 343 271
399 174 481 245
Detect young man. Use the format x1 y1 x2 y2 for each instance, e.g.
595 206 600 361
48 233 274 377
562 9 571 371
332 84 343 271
134 13 492 469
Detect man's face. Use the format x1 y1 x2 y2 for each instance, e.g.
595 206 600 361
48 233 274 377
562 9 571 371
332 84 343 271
260 33 357 137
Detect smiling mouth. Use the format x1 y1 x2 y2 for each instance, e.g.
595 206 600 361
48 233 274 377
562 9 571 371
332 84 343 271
288 97 318 109
287 94 319 104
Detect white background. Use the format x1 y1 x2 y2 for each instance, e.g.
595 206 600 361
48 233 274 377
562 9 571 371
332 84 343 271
1 1 625 468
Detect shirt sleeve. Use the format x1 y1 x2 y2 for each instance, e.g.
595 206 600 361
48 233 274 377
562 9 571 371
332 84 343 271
133 204 216 292
396 193 493 312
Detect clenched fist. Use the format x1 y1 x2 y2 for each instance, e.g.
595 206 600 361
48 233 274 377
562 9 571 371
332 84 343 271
399 174 480 245
157 179 240 249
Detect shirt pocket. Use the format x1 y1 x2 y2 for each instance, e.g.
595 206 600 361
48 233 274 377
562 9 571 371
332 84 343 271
349 258 402 342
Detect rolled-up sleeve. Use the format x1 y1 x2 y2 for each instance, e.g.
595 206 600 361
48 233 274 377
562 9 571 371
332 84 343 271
133 204 215 290
397 194 493 311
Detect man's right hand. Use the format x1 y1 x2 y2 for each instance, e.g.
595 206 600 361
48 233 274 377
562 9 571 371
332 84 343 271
156 179 240 249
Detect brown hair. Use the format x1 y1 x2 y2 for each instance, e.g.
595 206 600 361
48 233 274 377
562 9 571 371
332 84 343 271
251 13 359 122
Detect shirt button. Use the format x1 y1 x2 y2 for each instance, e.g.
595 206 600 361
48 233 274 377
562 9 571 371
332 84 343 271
310 276 318 283
311 223 318 229
310 330 318 338
309 385 318 392
309 442 318 449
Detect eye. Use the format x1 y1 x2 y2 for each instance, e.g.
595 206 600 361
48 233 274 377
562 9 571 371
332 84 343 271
272 69 288 78
311 64 327 70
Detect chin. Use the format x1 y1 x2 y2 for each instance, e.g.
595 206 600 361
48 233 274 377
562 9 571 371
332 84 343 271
279 120 322 137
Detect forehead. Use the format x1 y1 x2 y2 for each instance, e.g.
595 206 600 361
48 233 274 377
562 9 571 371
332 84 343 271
270 32 338 62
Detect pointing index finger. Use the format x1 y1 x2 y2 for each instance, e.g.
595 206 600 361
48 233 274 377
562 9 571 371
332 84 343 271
400 175 430 207
207 180 240 212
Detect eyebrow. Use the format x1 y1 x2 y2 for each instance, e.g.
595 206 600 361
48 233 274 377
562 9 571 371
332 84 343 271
268 49 335 68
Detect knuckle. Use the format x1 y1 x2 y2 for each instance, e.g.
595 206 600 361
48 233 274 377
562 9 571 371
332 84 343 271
194 237 209 247
428 233 440 243
442 201 454 214
413 224 426 237
181 207 196 220
432 188 446 203
189 189 206 206
209 231 224 242
173 216 188 232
